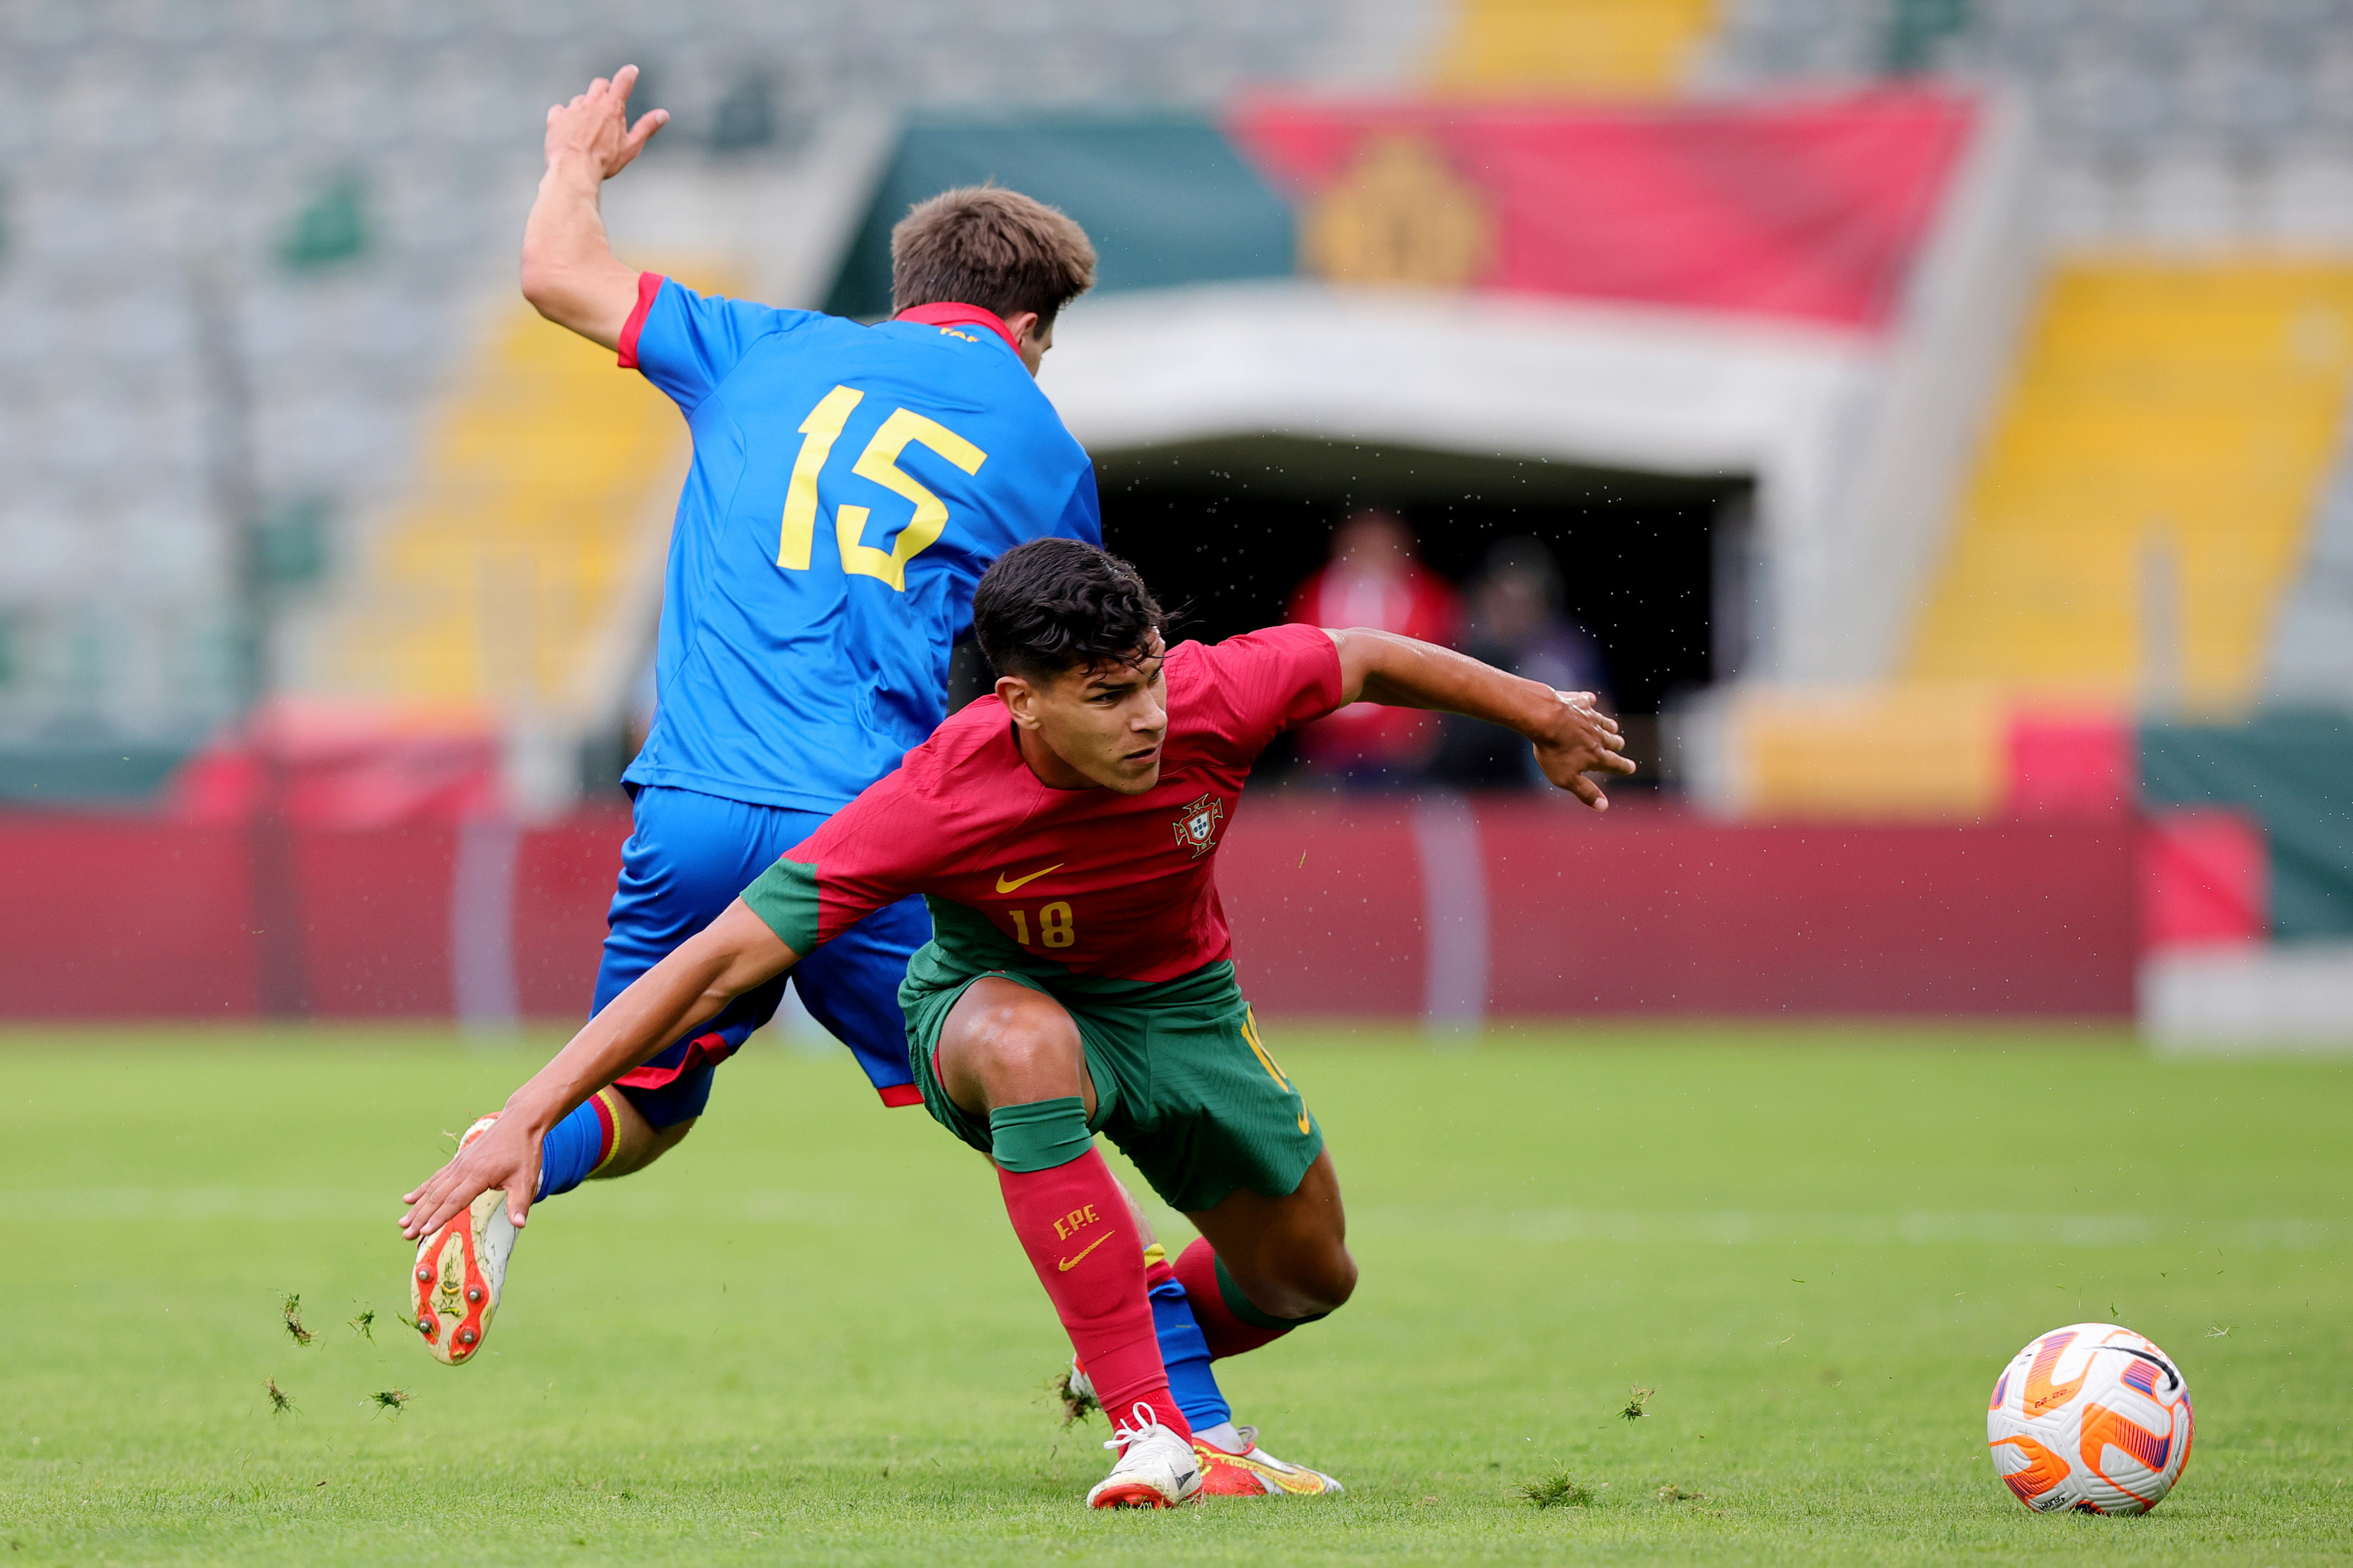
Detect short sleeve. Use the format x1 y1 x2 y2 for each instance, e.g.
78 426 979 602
741 772 927 953
622 276 797 415
740 859 822 955
1189 623 1347 759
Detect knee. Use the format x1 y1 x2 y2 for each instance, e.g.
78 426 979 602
942 983 1089 1112
1252 1241 1357 1321
966 1005 1075 1078
1295 1243 1358 1318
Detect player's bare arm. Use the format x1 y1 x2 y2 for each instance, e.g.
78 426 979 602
519 65 669 349
1326 626 1637 808
398 900 794 1239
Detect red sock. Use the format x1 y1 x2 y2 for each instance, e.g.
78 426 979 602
998 1150 1191 1442
1175 1236 1294 1360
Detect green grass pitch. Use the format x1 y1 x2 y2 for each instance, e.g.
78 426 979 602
1 1024 2347 1565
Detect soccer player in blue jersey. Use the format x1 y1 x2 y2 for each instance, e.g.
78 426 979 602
399 70 1317 1493
402 67 1101 1356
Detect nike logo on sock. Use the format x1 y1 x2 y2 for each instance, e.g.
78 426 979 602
1056 1229 1116 1272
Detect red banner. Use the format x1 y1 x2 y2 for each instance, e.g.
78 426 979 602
1229 89 1973 330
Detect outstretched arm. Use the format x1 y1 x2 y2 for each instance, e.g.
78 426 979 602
397 899 793 1239
519 65 669 349
1326 627 1637 809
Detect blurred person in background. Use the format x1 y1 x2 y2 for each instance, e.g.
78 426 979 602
1433 537 1612 790
1284 508 1459 787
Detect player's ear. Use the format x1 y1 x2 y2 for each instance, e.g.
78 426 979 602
1006 312 1047 375
996 674 1040 728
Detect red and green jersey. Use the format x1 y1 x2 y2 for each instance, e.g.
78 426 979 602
741 624 1344 982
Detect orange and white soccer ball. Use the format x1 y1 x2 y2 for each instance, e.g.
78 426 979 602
1987 1322 2193 1515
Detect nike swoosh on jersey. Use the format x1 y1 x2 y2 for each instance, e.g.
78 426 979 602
1056 1230 1116 1272
995 863 1065 893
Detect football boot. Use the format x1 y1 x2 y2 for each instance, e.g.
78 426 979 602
409 1115 515 1365
1064 1360 1337 1501
1087 1402 1204 1509
1195 1426 1346 1497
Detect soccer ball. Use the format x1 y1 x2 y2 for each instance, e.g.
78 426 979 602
1986 1322 2193 1514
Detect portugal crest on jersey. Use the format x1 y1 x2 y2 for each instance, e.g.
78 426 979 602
1171 794 1224 858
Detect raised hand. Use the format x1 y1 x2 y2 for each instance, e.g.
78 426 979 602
524 65 668 348
398 1111 545 1241
1531 689 1637 809
545 64 668 183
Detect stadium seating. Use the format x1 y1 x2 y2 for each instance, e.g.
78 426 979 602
1432 0 1719 94
1717 261 2353 819
308 275 725 723
1720 0 2353 245
0 0 1339 790
11 0 2353 828
1702 1 2353 824
1716 683 2008 819
1909 261 2353 709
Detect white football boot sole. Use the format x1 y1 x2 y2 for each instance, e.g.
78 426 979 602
410 1115 515 1365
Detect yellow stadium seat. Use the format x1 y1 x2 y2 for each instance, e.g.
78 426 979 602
1908 261 2353 710
1724 684 2007 820
1720 260 2353 819
313 266 734 720
1430 0 1718 96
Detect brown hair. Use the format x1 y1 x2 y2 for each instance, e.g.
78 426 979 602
889 186 1097 325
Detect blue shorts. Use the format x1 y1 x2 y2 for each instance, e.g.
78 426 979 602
596 784 929 1127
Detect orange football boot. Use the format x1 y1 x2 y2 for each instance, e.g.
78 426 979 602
1195 1427 1346 1496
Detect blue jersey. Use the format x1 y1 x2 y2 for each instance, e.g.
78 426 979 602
617 276 1101 812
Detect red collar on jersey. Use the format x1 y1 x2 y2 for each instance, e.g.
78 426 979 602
894 302 1024 358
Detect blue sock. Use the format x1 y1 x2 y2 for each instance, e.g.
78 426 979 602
534 1090 621 1200
1147 1249 1232 1430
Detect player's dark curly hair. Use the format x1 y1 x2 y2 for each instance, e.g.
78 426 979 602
972 539 1165 682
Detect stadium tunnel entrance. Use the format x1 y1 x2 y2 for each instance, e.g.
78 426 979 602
974 435 1752 787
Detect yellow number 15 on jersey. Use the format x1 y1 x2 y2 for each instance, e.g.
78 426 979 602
777 384 988 592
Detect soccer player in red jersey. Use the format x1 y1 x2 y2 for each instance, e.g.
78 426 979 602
399 539 1632 1507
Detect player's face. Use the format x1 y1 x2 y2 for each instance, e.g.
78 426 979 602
1008 635 1169 795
